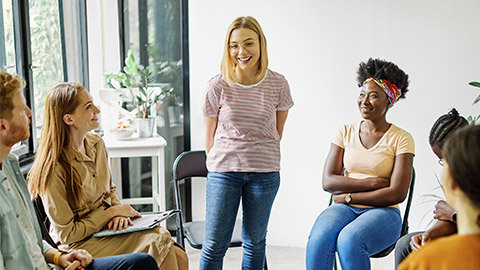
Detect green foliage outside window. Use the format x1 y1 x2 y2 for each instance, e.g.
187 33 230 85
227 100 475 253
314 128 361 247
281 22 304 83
2 1 16 73
29 0 64 130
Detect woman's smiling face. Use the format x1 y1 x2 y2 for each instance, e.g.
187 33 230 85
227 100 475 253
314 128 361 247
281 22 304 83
67 89 101 132
229 28 260 73
358 80 390 120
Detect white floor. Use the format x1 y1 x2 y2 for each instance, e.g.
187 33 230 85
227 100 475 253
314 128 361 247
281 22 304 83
185 244 395 270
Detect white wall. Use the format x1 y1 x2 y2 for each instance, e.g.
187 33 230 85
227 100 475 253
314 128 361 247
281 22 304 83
86 0 121 103
189 0 480 247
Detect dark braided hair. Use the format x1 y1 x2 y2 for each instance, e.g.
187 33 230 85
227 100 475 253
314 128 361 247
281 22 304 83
429 108 468 148
443 125 480 225
357 58 410 100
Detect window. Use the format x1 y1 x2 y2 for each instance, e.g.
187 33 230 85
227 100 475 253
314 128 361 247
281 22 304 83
0 0 88 159
1 0 27 156
119 0 190 224
29 0 65 146
0 1 16 75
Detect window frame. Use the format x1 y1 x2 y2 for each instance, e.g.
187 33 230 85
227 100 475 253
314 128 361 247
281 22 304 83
117 0 191 221
12 0 35 157
117 0 190 150
3 0 89 166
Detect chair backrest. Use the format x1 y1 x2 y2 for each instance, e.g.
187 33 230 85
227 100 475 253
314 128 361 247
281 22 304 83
400 167 416 237
32 196 58 248
173 150 208 181
173 150 207 247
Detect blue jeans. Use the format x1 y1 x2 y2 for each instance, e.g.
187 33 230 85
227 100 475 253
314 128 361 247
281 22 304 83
86 253 158 270
200 171 280 270
306 204 401 270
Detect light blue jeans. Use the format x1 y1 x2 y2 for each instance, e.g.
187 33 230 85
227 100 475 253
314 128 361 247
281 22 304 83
306 203 401 270
200 171 280 270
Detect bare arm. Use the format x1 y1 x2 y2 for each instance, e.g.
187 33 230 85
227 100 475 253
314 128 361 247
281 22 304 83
332 153 414 207
203 116 218 154
410 220 457 250
276 110 289 140
410 201 457 250
45 248 93 269
427 219 458 239
322 143 390 194
433 200 456 221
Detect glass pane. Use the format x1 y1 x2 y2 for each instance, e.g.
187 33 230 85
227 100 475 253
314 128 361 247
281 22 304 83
29 0 64 139
1 0 27 155
1 0 16 73
122 0 185 225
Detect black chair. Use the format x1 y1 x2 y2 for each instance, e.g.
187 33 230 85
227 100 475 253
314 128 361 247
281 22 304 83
173 150 268 269
32 196 58 249
329 168 416 269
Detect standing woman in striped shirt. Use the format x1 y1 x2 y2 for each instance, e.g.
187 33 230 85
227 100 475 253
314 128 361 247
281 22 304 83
201 16 294 269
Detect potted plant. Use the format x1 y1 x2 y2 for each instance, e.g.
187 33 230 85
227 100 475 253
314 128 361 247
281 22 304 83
147 44 183 125
105 49 171 137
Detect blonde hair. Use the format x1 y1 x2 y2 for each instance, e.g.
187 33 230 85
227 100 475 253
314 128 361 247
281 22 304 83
28 82 86 209
0 71 23 120
220 16 268 84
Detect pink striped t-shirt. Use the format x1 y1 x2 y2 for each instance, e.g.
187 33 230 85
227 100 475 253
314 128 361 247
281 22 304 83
202 69 294 172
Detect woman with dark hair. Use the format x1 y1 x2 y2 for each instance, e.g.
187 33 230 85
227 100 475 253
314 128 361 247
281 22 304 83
399 125 480 269
201 16 293 269
28 83 188 270
394 108 468 268
306 58 414 270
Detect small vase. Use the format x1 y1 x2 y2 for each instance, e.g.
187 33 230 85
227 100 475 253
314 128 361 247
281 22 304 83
167 105 182 124
135 117 155 138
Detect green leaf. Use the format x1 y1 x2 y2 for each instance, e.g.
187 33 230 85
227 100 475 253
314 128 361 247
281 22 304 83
124 50 138 76
124 78 132 88
126 49 135 66
421 194 444 200
473 94 480 105
469 81 480 88
467 115 475 125
139 86 147 97
124 63 138 76
106 82 115 89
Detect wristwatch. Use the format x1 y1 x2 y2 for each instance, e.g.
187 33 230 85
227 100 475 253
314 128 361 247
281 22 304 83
345 193 352 204
451 211 457 223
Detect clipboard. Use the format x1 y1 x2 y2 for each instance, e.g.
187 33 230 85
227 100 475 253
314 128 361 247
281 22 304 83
92 209 179 237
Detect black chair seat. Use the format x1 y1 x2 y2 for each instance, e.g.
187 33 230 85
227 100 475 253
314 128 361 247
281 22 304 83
184 219 243 249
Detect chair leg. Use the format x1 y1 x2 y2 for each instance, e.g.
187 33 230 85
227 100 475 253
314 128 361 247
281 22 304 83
333 254 338 270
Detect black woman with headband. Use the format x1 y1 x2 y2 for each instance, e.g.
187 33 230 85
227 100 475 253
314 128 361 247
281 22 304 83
306 58 414 270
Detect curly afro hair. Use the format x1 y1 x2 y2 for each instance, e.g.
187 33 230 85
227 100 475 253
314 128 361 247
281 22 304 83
356 58 410 100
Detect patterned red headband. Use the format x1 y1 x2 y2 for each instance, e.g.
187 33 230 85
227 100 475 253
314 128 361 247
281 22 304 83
362 77 402 105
